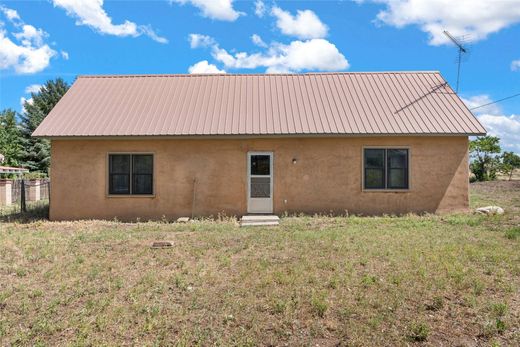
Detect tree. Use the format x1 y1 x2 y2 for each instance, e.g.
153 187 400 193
469 136 501 181
0 108 22 167
500 151 520 181
20 78 69 173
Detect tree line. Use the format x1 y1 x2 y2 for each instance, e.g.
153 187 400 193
0 77 518 180
470 136 520 181
0 78 69 175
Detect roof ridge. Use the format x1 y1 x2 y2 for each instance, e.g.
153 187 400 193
78 71 441 78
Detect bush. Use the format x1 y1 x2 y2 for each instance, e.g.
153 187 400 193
407 322 429 342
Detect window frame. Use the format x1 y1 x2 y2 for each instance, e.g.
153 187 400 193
361 146 411 192
106 152 155 197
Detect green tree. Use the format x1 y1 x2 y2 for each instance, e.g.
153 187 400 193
0 108 22 167
469 136 501 181
20 78 69 173
500 151 520 180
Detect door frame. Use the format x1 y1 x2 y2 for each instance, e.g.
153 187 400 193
247 151 274 214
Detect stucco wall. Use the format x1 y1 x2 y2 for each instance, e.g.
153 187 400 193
49 136 469 221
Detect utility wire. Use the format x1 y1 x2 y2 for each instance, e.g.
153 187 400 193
470 92 520 111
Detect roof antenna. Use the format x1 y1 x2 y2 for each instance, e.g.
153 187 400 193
443 30 468 93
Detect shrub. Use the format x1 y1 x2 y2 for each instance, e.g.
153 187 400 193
407 322 429 342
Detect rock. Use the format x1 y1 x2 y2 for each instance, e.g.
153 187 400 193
475 206 504 215
176 217 190 223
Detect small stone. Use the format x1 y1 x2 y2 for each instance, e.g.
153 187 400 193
176 217 190 223
475 206 504 215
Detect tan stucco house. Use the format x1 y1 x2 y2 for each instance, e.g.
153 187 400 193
33 72 486 221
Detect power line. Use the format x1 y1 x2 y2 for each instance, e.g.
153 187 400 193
470 92 520 111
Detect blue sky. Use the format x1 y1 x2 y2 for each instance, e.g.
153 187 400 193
0 0 519 152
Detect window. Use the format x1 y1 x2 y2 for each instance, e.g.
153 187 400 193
109 154 153 195
364 148 409 190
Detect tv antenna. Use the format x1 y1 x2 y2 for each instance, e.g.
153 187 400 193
443 31 468 93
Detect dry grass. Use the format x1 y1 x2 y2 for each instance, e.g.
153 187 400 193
0 182 519 346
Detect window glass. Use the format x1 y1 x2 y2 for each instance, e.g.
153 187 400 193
365 168 385 189
364 148 409 190
251 155 270 175
109 155 130 194
387 149 408 189
109 154 153 195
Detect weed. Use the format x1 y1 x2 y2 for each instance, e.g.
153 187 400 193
311 293 328 318
504 227 520 240
407 322 429 342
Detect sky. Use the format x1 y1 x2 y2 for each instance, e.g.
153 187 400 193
0 0 519 152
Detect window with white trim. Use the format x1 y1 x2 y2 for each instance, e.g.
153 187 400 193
108 154 153 195
364 148 409 190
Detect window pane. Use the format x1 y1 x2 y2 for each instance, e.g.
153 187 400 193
133 155 153 174
251 155 270 175
365 168 385 189
133 174 153 194
387 149 408 168
364 149 385 168
388 168 408 189
110 154 130 174
110 174 130 194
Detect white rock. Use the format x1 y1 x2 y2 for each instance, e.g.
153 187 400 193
475 206 504 215
176 217 190 223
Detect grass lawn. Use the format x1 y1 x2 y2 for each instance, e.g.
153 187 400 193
0 182 519 346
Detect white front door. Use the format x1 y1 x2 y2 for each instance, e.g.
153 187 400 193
247 152 273 214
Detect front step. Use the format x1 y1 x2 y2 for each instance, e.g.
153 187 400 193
240 215 280 227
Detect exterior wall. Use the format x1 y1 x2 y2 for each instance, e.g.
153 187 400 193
49 136 469 221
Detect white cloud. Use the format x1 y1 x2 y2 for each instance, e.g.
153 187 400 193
254 0 266 18
52 0 167 43
461 94 501 116
172 0 243 21
61 50 69 60
20 96 33 112
357 0 520 45
271 6 328 39
511 59 520 71
189 33 215 48
0 7 57 74
251 34 267 48
477 114 520 152
0 6 20 22
212 38 349 73
188 60 226 74
25 84 42 94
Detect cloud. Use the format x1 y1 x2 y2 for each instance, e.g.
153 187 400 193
20 96 33 112
61 50 69 60
0 7 57 73
356 0 520 45
254 0 266 18
463 94 520 153
25 84 42 94
251 34 267 48
512 59 520 71
212 38 349 73
477 114 520 152
461 94 501 116
188 60 226 74
271 6 328 39
52 0 167 43
172 0 243 21
0 6 20 21
189 33 215 48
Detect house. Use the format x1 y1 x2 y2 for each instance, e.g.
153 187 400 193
33 72 486 221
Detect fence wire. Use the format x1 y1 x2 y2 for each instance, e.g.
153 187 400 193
1 179 50 220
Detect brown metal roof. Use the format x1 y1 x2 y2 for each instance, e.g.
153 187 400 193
33 72 486 137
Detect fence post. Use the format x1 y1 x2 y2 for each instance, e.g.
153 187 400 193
20 179 26 212
0 179 12 206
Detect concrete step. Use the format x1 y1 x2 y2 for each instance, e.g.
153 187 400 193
240 221 280 227
240 215 280 227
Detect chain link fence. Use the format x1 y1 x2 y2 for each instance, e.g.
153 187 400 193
1 179 50 220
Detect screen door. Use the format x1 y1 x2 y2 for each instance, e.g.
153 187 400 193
247 152 273 213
